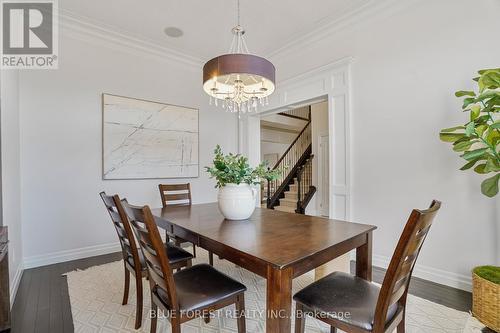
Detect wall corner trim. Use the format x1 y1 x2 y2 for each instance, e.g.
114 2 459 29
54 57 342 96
9 263 23 307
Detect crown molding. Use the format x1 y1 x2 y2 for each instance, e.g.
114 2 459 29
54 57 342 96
59 9 204 68
56 0 419 69
265 0 420 60
277 56 353 85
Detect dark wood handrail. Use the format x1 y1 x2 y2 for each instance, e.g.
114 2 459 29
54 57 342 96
297 155 314 178
272 121 311 170
277 113 310 121
297 186 316 214
268 144 312 209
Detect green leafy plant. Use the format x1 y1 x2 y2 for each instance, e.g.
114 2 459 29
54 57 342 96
473 265 500 285
205 145 281 188
440 68 500 197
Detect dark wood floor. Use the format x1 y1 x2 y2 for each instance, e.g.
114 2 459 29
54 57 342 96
10 252 472 333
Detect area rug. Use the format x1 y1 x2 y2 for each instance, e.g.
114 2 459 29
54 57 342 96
66 250 470 333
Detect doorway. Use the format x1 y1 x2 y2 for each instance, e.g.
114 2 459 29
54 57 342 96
318 133 329 216
241 57 352 221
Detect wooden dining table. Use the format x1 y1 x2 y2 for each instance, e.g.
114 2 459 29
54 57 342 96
151 203 376 333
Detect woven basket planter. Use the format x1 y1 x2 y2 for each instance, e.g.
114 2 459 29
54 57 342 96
472 268 500 332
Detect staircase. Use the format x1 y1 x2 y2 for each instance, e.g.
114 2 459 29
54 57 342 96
263 108 316 214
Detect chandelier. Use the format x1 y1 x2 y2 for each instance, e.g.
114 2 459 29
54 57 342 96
202 0 275 114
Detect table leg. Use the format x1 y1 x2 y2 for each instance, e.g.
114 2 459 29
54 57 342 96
356 231 373 281
266 266 293 333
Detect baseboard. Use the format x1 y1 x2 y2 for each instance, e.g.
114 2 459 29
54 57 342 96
20 242 473 292
23 242 121 269
10 263 23 307
371 254 472 292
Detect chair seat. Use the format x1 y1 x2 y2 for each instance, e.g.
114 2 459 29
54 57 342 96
156 264 246 312
127 242 193 269
293 272 398 331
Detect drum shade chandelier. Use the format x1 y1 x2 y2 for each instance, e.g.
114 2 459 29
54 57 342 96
202 0 275 114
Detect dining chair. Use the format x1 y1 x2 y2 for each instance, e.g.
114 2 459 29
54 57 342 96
122 200 247 333
159 183 214 266
293 200 441 333
100 192 194 329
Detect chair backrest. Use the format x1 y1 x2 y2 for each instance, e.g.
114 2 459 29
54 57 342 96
373 200 441 332
99 192 142 270
159 183 192 208
122 201 179 310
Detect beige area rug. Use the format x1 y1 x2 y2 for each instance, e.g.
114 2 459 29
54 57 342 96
66 250 470 333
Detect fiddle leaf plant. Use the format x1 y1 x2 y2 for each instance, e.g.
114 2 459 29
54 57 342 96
205 145 281 188
439 68 500 197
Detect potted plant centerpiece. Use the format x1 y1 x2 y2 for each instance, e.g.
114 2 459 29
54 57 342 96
206 145 280 220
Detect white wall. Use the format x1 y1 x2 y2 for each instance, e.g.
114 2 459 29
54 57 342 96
269 0 500 289
1 69 24 302
307 101 329 216
19 31 238 267
260 127 296 162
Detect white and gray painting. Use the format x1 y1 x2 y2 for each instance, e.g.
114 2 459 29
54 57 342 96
102 94 198 179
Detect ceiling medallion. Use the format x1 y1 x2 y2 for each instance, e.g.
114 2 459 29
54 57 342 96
202 0 275 114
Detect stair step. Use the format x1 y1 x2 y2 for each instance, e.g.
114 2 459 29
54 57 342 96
279 198 297 207
285 191 298 200
274 206 297 213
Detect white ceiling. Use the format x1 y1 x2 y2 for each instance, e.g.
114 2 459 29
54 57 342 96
60 0 371 61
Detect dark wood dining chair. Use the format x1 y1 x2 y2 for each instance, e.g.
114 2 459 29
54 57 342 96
293 200 441 333
159 183 214 265
122 200 247 333
100 192 194 329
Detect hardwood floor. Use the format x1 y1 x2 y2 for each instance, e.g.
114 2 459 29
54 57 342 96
351 261 472 312
10 253 472 333
11 252 122 333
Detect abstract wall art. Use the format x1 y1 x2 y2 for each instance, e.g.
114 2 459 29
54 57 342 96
102 94 199 179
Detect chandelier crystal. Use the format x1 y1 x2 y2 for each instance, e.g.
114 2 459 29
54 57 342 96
202 0 275 114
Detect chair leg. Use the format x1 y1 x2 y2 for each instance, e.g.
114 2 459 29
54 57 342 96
330 327 337 333
186 259 192 268
192 243 196 257
236 294 246 333
134 272 143 329
397 317 405 333
294 303 305 333
150 298 157 333
209 251 214 266
122 266 130 305
171 316 181 333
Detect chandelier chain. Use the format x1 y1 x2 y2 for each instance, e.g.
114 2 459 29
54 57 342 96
237 0 240 26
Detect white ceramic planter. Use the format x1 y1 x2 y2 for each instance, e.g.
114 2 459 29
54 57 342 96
218 183 257 220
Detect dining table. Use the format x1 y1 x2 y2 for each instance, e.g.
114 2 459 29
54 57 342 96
151 203 376 333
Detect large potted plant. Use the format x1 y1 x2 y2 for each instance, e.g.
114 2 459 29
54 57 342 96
206 145 279 220
439 68 500 331
439 68 500 197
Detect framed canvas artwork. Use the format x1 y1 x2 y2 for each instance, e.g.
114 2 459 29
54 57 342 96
102 94 199 179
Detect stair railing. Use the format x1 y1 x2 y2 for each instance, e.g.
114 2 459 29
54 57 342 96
278 106 311 121
296 156 316 214
266 121 312 208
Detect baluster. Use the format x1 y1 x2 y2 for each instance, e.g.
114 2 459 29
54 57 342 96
267 168 271 208
297 166 302 213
